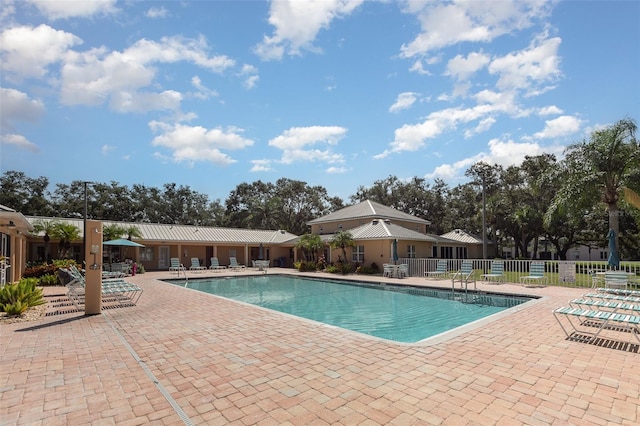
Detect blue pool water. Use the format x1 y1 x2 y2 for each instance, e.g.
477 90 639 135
166 275 531 343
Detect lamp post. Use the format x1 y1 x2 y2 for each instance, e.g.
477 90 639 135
482 178 487 260
83 181 93 264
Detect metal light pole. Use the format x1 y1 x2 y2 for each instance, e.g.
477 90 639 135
83 181 92 264
482 178 487 260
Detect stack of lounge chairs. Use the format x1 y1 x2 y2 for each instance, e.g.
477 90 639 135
554 276 639 346
63 265 143 309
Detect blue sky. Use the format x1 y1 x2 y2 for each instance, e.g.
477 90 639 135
1 0 638 204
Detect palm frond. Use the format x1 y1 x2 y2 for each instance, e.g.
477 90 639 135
623 187 640 210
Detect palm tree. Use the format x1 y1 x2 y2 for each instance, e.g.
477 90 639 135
295 234 323 262
103 224 126 241
329 231 355 263
51 222 81 259
551 118 638 251
124 225 143 241
31 219 60 262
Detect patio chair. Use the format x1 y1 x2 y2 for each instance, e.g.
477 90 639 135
209 257 226 270
169 258 186 273
553 305 640 344
424 260 448 279
383 264 394 278
63 266 143 307
603 271 629 290
519 262 548 287
451 260 476 290
228 257 246 269
189 258 206 272
481 260 505 284
397 264 409 279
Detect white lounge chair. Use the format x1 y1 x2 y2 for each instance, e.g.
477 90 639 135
553 305 640 344
520 262 547 287
64 266 142 307
229 257 246 269
209 257 226 270
604 272 629 290
169 258 186 273
451 260 476 290
481 260 505 284
189 258 206 272
425 260 448 279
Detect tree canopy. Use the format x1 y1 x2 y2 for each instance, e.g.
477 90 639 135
2 117 639 260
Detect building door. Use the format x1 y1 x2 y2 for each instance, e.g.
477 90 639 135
158 246 170 270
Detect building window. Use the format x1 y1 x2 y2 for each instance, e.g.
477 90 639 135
352 245 364 263
140 247 154 262
407 245 416 258
600 251 608 260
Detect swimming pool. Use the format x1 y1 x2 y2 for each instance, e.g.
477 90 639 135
165 275 532 343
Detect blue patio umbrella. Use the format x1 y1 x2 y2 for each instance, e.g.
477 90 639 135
258 242 264 260
392 239 399 264
607 229 620 269
103 238 145 247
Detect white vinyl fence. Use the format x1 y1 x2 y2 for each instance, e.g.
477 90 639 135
399 258 640 288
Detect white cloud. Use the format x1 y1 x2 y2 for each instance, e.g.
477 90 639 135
59 35 235 110
538 105 563 116
0 87 44 151
425 136 562 180
250 159 275 172
445 51 490 81
0 24 82 81
191 76 219 100
26 0 117 19
146 6 168 19
0 87 45 131
408 60 432 75
1 133 39 152
376 103 503 158
254 0 364 60
400 1 552 58
389 92 418 113
110 90 182 113
326 166 348 174
488 34 562 93
533 115 583 139
149 122 254 166
101 144 115 155
238 64 260 89
269 125 347 165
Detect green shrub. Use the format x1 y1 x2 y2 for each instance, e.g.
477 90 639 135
294 260 319 272
325 265 341 274
0 278 46 316
38 274 60 286
356 265 378 274
338 263 354 275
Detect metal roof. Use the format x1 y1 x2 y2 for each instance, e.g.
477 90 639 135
348 219 439 242
25 216 298 245
307 199 430 225
440 229 484 244
1 204 34 232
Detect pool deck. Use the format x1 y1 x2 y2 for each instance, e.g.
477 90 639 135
2 269 639 425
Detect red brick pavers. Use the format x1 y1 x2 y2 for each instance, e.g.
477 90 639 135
2 270 639 425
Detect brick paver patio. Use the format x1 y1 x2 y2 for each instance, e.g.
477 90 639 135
2 270 639 425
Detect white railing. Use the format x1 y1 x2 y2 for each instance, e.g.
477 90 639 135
400 258 640 288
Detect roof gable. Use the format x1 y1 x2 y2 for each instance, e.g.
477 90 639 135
307 199 430 225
